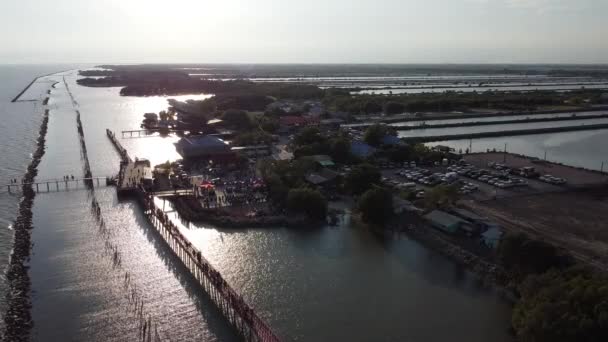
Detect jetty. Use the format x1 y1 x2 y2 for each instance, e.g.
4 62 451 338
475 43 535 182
11 77 40 102
141 194 281 342
121 129 187 138
107 129 132 162
105 128 281 341
11 69 73 102
106 129 153 196
4 177 111 194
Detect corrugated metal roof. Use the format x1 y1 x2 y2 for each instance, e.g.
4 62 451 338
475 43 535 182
424 210 465 228
178 135 228 148
451 208 486 222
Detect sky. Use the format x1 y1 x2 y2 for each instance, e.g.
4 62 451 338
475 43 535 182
0 0 606 64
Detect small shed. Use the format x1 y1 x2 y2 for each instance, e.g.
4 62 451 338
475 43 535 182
481 225 503 249
305 168 340 187
450 208 488 230
424 210 466 234
309 155 335 168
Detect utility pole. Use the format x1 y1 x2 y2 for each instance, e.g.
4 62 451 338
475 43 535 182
544 150 547 161
469 139 473 154
503 143 507 163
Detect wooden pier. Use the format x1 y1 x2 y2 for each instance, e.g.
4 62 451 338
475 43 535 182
121 129 187 138
107 129 132 163
107 128 280 340
140 193 281 342
151 189 195 198
4 177 111 194
107 129 155 197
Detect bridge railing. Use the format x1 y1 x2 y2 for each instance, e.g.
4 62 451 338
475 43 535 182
141 193 281 342
3 177 111 194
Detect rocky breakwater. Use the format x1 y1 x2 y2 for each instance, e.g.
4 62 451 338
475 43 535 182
2 109 50 341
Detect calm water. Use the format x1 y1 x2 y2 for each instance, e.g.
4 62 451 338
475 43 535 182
390 110 608 127
397 117 608 139
2 66 517 341
354 84 608 94
0 65 80 328
428 129 608 172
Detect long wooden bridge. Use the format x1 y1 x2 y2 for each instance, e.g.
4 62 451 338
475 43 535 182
105 128 282 340
4 177 112 194
141 193 281 342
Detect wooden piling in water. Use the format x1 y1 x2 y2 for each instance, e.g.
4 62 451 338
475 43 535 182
136 192 281 341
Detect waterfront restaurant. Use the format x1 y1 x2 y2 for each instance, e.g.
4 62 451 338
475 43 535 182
175 135 236 163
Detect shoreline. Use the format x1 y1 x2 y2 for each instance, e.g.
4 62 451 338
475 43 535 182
370 221 518 303
401 122 608 143
171 197 320 229
394 113 608 131
368 106 608 124
466 151 608 178
2 108 50 341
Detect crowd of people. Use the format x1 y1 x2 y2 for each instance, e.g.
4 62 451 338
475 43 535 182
197 178 267 209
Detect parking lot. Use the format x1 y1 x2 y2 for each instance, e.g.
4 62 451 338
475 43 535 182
464 152 608 187
379 156 578 201
380 161 481 200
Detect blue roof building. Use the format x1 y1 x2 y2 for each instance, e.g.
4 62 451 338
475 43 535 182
382 135 402 146
350 140 376 159
175 135 235 161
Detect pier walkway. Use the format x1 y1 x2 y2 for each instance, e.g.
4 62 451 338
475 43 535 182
121 129 187 138
140 193 281 342
3 177 111 194
105 128 282 340
152 189 195 198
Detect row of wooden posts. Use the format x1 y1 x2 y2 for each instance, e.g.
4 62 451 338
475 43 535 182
141 193 281 342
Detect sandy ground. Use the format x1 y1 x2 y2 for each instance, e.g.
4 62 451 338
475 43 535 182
463 187 608 270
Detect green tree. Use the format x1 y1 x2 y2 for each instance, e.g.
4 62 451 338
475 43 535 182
512 268 608 342
383 101 405 115
159 110 169 121
357 187 394 226
232 131 273 146
387 145 413 163
363 124 392 147
363 101 382 114
293 127 324 147
424 185 459 209
345 163 381 194
221 109 252 131
497 233 572 277
198 98 217 116
287 188 328 220
259 116 279 133
329 137 352 164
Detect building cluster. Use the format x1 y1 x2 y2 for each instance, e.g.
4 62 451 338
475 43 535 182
424 208 502 249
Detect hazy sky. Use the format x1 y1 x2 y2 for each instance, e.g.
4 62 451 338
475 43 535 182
0 0 606 64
